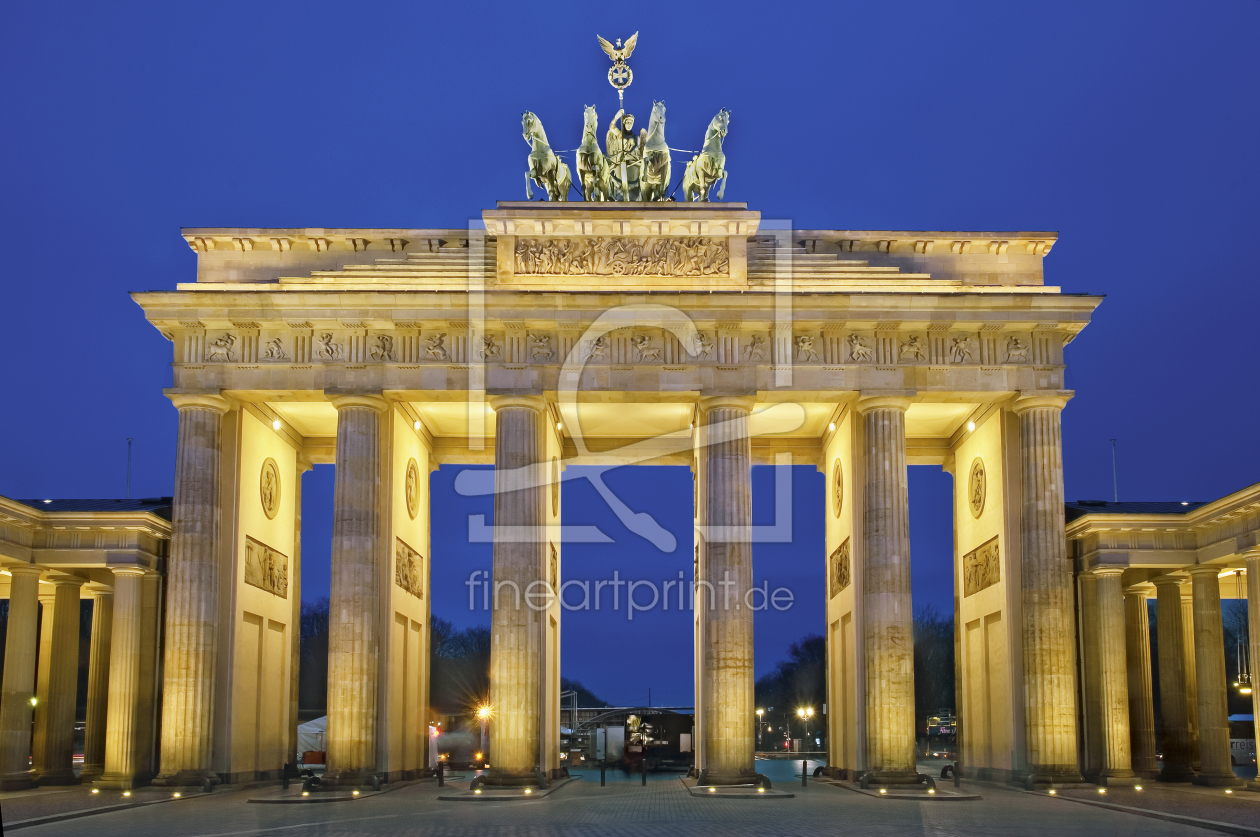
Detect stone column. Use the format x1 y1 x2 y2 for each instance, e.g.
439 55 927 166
96 568 146 789
1078 572 1103 776
697 396 755 783
1124 587 1159 778
80 586 114 782
1013 395 1081 783
324 394 386 786
858 396 917 784
0 566 42 790
1180 591 1200 771
1189 567 1238 786
1153 576 1193 780
154 392 229 786
1247 554 1260 790
32 577 84 784
486 395 545 783
1094 569 1136 782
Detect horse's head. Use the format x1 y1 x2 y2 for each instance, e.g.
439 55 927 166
651 100 666 127
583 104 598 132
522 111 540 144
711 108 730 138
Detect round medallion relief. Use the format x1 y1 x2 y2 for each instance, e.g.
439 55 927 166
832 459 844 518
551 456 560 516
968 457 987 519
260 458 281 520
405 458 420 520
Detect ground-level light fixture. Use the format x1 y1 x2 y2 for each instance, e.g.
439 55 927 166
173 792 181 798
353 790 360 796
474 788 482 794
879 788 887 794
1227 788 1234 794
302 791 310 797
524 788 532 795
1135 785 1143 791
91 788 99 794
1097 788 1106 794
123 791 131 797
928 788 935 795
1048 789 1056 795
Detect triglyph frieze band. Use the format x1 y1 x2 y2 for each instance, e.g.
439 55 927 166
513 236 729 277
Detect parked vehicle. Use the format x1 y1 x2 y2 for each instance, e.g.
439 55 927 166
1229 715 1256 767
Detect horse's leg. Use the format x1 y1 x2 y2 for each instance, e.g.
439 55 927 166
525 171 533 200
717 172 728 200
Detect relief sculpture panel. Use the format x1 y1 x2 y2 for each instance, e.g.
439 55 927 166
830 537 851 598
244 535 288 597
514 237 729 277
396 537 424 599
963 535 1000 597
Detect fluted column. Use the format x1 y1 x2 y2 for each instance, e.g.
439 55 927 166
32 578 83 784
1124 587 1159 778
0 567 42 790
1189 567 1238 786
80 587 114 782
154 392 229 786
324 394 387 786
858 396 917 783
697 396 755 782
96 568 146 789
1180 592 1200 771
1153 576 1193 780
1094 569 1135 781
486 395 546 782
1013 395 1080 783
1247 554 1260 790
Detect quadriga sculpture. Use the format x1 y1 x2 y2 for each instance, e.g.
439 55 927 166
522 111 571 201
682 109 730 202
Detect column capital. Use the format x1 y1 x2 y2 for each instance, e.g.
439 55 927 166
165 390 231 414
85 583 114 598
1092 566 1125 578
1152 574 1185 588
4 565 42 580
1244 550 1260 564
1123 585 1150 598
697 395 754 414
1186 565 1223 579
488 394 546 413
109 566 148 579
1013 393 1072 414
327 391 388 412
856 395 911 414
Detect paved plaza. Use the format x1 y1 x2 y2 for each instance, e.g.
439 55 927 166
4 772 1248 837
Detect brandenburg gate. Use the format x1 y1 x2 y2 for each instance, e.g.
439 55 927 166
126 201 1099 787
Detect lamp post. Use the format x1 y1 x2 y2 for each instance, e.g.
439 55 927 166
476 704 492 766
756 709 765 750
796 707 814 752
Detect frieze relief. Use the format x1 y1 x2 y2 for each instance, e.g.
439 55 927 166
395 537 424 599
963 535 1000 597
513 236 729 277
183 324 1056 369
244 535 288 597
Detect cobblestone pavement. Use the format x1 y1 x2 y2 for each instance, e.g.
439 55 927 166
7 774 1229 837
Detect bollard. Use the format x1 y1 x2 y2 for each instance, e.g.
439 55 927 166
437 760 445 787
953 761 960 788
641 758 647 786
802 759 808 787
601 761 606 787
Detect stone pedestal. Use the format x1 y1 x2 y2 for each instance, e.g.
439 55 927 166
32 578 84 785
1013 396 1081 783
80 587 114 783
324 394 387 786
1153 576 1193 781
1124 588 1159 779
1094 569 1136 782
697 396 756 783
96 568 146 790
154 393 229 786
486 395 546 784
858 396 917 784
1188 568 1239 786
0 567 43 790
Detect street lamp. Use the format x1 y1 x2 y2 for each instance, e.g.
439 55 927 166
476 704 493 765
756 709 765 749
796 707 814 751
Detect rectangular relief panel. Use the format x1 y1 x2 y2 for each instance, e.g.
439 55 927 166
963 535 1000 598
244 536 288 598
513 237 730 277
395 537 424 599
830 538 851 598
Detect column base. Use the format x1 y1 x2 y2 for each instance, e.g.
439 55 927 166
1192 772 1242 787
1157 765 1195 782
696 767 769 787
0 772 34 791
79 764 105 783
94 772 139 791
1096 771 1141 787
476 768 545 788
151 769 221 787
1022 766 1084 788
33 768 80 785
863 769 922 786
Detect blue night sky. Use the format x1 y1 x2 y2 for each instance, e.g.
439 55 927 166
2 1 1257 707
